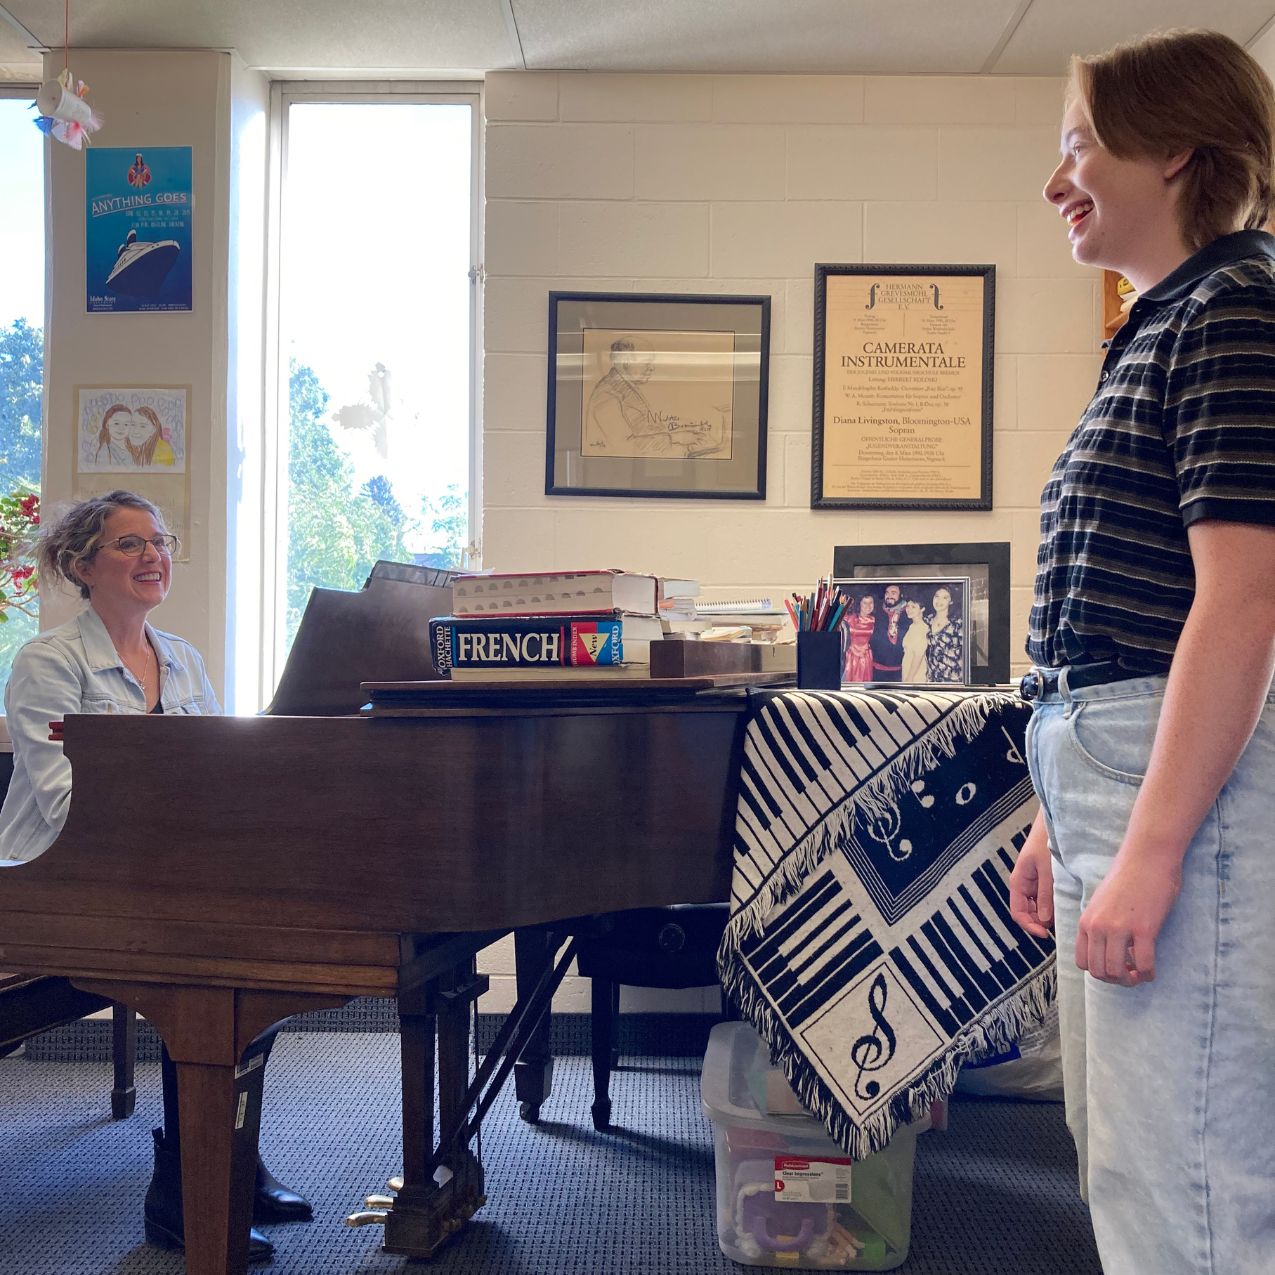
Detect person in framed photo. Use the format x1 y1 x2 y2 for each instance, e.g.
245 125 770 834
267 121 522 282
869 582 909 681
1009 29 1275 1275
924 585 964 683
841 592 876 681
900 598 929 683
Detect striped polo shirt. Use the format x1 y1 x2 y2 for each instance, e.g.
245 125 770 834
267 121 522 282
1028 230 1275 672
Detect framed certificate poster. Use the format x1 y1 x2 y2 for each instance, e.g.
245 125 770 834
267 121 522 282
811 264 994 510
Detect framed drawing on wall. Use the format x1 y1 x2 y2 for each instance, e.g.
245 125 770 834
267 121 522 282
832 542 1011 684
546 291 770 499
812 264 995 511
73 384 192 559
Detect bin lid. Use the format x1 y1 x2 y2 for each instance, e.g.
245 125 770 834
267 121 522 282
701 1020 825 1134
701 1020 930 1144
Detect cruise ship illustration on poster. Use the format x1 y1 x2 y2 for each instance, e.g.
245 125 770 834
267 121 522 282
85 146 193 312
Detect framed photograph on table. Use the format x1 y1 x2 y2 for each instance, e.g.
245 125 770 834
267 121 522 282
546 291 770 499
832 542 1010 685
812 264 995 510
832 575 971 687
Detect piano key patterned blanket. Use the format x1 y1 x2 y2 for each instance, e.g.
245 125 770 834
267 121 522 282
719 687 1055 1159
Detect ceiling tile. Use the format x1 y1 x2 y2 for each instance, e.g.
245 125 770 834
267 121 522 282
993 0 1275 75
516 0 1027 73
2 0 519 73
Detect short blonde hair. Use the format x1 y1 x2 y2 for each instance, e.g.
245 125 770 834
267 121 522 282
37 490 165 600
1069 29 1275 252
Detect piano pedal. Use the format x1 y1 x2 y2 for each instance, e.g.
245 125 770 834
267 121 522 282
344 1210 388 1228
387 1175 404 1193
364 1194 396 1210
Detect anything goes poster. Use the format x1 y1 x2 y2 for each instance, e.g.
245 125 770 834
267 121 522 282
85 146 193 313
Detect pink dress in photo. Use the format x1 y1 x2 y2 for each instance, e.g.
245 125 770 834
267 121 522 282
843 613 875 681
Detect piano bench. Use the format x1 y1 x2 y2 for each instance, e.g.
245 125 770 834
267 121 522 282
575 903 733 1131
0 973 138 1119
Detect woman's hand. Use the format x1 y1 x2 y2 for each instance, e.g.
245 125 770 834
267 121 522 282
1076 853 1181 986
1009 810 1055 940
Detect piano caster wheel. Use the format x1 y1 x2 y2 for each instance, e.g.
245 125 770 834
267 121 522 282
519 1101 540 1124
591 1098 612 1131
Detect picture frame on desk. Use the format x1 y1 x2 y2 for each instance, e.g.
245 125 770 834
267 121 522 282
832 574 972 688
832 542 1010 685
545 291 770 500
811 263 995 511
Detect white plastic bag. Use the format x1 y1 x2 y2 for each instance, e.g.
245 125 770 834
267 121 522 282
955 1001 1064 1101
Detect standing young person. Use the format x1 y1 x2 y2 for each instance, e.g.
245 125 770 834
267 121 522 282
1008 29 1275 1275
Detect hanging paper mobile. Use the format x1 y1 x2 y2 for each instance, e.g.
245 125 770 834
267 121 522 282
32 67 103 150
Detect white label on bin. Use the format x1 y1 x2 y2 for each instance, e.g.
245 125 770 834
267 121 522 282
774 1156 852 1203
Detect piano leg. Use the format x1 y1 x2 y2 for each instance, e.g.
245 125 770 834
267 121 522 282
382 962 487 1258
76 980 347 1275
172 1056 257 1275
513 926 555 1123
111 1002 137 1119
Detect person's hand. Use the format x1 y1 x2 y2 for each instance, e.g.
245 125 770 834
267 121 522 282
1076 852 1181 986
1009 830 1054 940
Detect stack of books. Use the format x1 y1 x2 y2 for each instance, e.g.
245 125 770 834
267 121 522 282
429 569 668 681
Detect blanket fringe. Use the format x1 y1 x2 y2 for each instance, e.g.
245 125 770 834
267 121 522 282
719 956 1057 1161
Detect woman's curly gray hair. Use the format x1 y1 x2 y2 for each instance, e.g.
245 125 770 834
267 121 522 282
37 490 165 600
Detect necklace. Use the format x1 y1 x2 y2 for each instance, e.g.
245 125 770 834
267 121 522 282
125 641 156 697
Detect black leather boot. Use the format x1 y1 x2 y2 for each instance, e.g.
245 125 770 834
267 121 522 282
143 1128 275 1262
254 1157 313 1224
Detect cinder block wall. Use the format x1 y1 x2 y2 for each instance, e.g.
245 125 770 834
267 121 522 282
477 70 1103 1015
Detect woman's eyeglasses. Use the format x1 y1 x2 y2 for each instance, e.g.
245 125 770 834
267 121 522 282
101 534 180 557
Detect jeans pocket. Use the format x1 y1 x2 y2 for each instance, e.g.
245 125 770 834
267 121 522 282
1026 708 1064 862
1063 697 1156 785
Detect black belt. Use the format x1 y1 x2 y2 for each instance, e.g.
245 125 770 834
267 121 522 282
1019 661 1140 702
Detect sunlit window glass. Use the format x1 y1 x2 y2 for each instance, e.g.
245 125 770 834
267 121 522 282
279 100 473 650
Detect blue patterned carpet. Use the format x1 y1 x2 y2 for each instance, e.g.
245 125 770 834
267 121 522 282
0 1033 1099 1274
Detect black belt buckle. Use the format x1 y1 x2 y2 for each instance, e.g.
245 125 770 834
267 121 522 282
1019 668 1048 702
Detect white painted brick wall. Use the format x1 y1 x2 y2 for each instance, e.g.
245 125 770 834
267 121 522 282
479 69 1104 1013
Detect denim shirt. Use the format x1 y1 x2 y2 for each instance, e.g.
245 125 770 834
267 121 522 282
0 607 220 863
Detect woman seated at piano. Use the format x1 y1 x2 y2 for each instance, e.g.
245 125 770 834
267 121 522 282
0 491 310 1263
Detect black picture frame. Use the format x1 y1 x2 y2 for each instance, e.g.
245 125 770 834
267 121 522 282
546 291 770 500
831 542 1011 684
812 263 995 511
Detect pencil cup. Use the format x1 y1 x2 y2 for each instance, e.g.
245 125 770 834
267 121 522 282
796 631 844 690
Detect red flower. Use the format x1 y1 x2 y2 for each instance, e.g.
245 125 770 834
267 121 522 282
11 565 33 582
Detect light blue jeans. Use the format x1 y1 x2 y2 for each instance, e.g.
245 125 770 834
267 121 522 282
1026 671 1275 1275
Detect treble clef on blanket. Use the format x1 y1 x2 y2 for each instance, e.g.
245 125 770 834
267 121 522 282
849 972 897 1100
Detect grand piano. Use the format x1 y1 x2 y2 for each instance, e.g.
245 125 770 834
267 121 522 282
0 681 751 1274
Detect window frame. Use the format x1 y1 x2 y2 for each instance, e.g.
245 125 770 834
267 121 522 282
262 80 483 699
0 83 47 732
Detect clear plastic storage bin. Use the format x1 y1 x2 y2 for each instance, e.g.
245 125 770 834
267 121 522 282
700 1021 922 1270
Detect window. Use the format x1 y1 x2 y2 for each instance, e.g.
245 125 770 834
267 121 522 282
0 91 46 698
273 87 479 669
